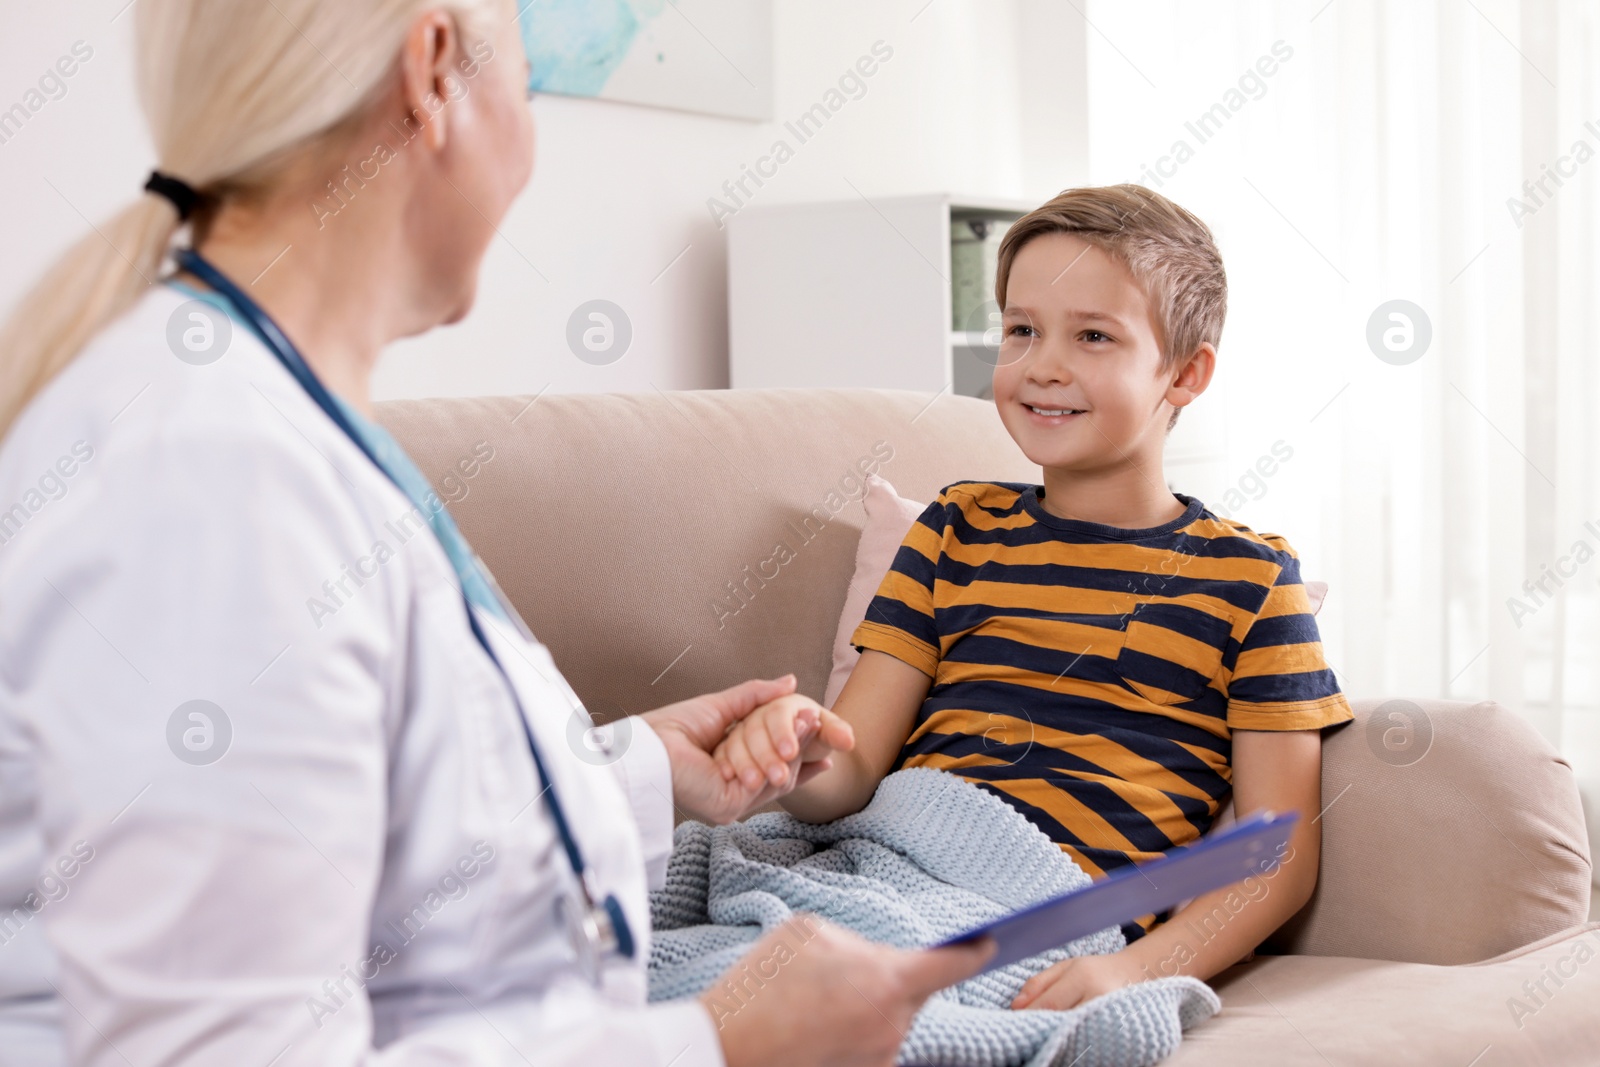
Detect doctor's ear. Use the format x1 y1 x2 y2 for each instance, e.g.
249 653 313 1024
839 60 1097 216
399 10 463 152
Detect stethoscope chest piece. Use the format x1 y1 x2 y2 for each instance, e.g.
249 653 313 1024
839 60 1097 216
556 880 635 985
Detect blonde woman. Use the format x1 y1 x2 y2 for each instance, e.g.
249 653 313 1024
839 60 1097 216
0 2 990 1064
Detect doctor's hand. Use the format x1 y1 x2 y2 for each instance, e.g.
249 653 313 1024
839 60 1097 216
643 675 853 825
706 916 995 1067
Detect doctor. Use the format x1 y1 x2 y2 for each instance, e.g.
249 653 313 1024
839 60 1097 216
0 1 991 1065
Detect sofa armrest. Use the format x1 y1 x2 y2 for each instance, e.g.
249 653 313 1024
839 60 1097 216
1259 698 1591 964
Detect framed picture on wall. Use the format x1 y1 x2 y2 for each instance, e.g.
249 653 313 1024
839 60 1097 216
519 0 773 121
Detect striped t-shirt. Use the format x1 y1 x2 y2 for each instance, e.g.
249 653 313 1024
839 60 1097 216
850 481 1352 944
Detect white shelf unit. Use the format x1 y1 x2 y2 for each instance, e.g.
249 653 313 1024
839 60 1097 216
727 194 1034 398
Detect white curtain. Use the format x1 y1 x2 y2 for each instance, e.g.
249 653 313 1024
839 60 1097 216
1081 0 1599 788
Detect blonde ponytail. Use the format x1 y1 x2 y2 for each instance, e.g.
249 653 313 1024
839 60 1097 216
0 0 507 441
0 196 179 435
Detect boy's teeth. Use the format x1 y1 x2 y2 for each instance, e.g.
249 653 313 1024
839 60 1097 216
1028 405 1080 416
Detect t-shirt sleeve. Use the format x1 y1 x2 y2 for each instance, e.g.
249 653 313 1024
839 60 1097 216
1226 547 1354 731
848 493 948 678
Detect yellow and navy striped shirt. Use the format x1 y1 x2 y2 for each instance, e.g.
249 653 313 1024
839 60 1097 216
850 481 1352 944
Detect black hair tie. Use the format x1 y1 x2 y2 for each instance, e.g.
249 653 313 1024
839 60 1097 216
144 170 202 221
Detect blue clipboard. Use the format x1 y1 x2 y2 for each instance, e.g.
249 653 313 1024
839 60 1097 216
936 809 1299 973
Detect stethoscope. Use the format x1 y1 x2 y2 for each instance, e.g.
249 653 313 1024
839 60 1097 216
172 246 635 985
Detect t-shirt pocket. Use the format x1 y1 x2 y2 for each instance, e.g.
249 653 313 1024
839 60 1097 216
1115 599 1230 706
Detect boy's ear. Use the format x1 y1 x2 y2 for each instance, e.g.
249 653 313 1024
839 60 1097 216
1165 341 1216 415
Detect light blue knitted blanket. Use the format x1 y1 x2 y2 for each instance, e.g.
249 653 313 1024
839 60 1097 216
648 767 1220 1066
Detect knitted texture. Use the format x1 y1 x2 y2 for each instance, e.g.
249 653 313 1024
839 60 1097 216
649 767 1220 1066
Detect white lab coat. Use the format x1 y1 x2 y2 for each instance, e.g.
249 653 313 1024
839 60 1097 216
0 284 723 1066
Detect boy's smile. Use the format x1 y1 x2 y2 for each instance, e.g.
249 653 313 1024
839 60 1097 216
1020 403 1086 423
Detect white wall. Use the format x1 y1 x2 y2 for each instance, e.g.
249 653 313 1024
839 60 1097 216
0 3 151 332
0 0 1087 400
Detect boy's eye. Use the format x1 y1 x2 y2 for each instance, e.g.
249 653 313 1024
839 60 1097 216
1006 324 1035 338
1080 330 1112 344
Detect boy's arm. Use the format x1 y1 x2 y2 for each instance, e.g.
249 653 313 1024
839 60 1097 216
778 650 932 823
1114 727 1325 980
1012 727 1327 1009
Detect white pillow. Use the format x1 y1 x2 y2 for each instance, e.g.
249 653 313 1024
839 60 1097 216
823 475 1328 707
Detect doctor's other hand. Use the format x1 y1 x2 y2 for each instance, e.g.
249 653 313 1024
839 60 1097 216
706 916 995 1067
642 675 853 825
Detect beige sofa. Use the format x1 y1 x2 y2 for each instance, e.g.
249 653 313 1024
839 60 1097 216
377 387 1598 1065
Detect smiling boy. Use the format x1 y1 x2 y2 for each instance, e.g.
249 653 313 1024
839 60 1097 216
714 184 1353 1010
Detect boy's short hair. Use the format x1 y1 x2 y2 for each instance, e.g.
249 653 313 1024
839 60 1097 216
994 184 1228 373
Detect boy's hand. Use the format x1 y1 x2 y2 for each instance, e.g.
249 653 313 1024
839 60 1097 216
714 695 854 793
1010 951 1147 1011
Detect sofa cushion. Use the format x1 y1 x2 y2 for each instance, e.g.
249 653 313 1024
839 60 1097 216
1163 922 1600 1065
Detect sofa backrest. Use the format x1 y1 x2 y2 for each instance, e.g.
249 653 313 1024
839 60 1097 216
376 387 1592 965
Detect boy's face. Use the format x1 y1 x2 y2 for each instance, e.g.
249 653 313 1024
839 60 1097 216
992 232 1207 474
